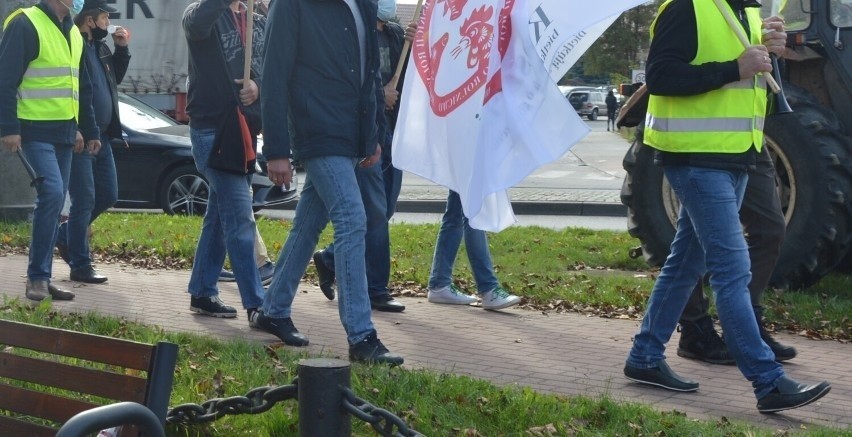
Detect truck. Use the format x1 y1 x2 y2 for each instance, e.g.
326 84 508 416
620 0 852 290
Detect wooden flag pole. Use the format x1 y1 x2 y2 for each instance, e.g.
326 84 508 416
711 0 781 93
243 0 255 90
388 0 425 90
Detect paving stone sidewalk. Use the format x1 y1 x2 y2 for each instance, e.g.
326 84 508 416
1 255 849 432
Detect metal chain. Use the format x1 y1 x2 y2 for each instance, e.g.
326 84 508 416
166 379 298 425
340 387 423 437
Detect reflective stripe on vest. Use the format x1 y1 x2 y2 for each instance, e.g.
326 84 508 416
644 1 767 154
10 7 83 122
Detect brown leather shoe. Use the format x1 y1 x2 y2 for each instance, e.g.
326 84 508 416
25 279 50 301
48 283 75 301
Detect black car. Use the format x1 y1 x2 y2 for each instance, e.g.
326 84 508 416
112 93 297 215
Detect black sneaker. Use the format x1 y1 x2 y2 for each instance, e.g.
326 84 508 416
349 332 404 366
677 316 735 365
312 250 336 300
190 296 237 318
253 312 309 346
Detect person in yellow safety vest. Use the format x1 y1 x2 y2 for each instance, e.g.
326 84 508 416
623 0 831 414
0 0 100 302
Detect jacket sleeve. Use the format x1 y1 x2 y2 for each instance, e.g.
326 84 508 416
260 0 299 160
77 48 101 141
0 14 38 137
111 44 131 85
183 0 231 41
645 0 740 97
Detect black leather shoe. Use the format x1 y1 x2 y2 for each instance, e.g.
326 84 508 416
624 360 699 392
349 332 404 366
370 296 405 312
253 312 310 347
757 376 830 413
312 251 336 300
759 325 797 362
70 267 108 284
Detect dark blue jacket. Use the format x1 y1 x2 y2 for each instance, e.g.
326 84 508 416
0 1 99 144
261 0 386 161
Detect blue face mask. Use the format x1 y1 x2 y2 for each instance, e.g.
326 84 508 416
377 0 396 22
63 0 84 15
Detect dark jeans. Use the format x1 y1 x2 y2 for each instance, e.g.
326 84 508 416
680 148 785 322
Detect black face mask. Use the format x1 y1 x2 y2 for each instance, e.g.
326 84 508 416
90 24 108 41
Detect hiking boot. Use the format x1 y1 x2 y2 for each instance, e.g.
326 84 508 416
253 312 309 346
218 269 235 282
759 323 797 361
428 284 477 305
189 296 237 318
349 332 404 366
312 250 336 300
480 287 521 310
677 316 735 365
258 261 276 286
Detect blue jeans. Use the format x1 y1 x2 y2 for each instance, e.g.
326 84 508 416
23 141 73 280
428 190 499 294
321 155 399 299
187 128 264 310
58 133 117 272
626 165 784 399
264 155 375 345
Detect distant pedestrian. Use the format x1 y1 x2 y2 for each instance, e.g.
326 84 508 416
605 89 618 131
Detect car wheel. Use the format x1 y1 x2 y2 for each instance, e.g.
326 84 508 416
159 165 209 215
589 108 598 121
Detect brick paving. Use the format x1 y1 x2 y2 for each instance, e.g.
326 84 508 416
1 254 849 432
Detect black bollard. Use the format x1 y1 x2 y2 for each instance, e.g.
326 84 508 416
298 358 351 436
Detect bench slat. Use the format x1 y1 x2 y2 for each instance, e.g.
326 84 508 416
0 382 100 424
0 351 148 402
0 319 153 370
0 415 57 437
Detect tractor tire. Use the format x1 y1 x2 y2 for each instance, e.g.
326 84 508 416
620 83 852 290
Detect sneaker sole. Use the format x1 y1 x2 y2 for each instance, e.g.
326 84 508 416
218 277 236 282
261 276 273 286
624 375 700 392
482 299 521 311
757 385 831 413
676 348 736 365
427 296 476 305
189 306 237 318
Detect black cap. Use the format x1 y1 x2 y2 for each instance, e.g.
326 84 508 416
81 0 119 14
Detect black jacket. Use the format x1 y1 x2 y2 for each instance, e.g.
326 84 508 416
91 40 130 140
647 0 763 170
0 1 99 144
260 0 386 161
183 0 264 132
380 21 406 133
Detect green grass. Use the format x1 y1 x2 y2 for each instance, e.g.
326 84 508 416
1 212 849 339
2 299 829 436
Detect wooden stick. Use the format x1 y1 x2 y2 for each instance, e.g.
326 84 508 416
711 0 781 93
388 0 425 90
243 0 255 90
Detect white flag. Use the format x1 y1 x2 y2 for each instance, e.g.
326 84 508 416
393 0 646 231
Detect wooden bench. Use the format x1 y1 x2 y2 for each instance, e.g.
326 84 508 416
0 319 178 436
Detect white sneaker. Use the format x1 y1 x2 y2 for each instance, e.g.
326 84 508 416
480 287 521 310
427 284 477 305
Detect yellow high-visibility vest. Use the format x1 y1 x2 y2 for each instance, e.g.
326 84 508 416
5 7 83 121
644 0 767 153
